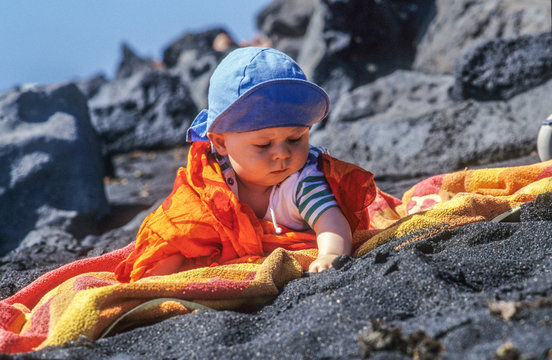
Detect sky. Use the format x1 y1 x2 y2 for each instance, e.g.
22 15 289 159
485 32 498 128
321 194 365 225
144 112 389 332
0 0 270 92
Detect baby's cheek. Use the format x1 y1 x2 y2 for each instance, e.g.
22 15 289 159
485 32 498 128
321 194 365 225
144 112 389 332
295 147 310 167
233 158 261 178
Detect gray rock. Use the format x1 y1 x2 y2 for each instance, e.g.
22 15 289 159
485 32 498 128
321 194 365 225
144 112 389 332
297 0 435 100
0 83 108 255
104 146 187 208
116 43 154 80
162 28 233 69
86 28 240 155
257 0 315 38
169 50 222 111
81 227 139 259
452 31 552 101
88 68 197 154
413 0 551 74
297 2 353 101
14 227 87 264
311 71 552 179
257 0 316 59
327 70 454 126
161 28 237 111
76 74 108 99
266 36 306 63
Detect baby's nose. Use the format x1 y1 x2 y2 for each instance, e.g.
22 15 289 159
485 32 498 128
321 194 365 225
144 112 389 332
273 143 291 160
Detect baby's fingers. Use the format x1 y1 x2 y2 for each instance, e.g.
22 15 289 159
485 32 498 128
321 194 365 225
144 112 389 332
308 260 331 273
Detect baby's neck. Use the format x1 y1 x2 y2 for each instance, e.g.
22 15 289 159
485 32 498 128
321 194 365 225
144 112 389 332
236 176 272 218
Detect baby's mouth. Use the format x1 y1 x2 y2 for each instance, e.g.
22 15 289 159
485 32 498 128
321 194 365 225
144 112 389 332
271 168 288 174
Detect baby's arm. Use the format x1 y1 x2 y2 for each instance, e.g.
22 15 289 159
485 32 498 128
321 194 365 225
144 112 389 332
309 207 352 272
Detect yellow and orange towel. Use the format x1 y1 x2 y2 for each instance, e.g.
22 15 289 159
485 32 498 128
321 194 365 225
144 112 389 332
356 160 552 256
0 246 317 353
1 142 552 353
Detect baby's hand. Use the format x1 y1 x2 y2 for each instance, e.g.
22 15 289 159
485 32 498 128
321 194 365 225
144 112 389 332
309 254 339 273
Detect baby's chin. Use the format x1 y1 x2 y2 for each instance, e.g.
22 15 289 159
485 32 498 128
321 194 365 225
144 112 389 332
256 172 291 187
240 165 301 187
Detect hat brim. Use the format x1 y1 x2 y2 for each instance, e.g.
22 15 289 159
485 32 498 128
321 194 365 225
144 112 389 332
208 79 330 134
186 109 209 142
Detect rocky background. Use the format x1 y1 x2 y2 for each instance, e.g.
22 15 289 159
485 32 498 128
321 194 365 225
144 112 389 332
1 0 551 358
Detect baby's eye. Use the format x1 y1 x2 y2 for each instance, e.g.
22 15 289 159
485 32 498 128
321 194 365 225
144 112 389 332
287 136 304 143
254 143 271 149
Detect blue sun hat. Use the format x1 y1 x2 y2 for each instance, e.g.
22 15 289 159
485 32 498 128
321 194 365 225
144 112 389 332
186 47 330 142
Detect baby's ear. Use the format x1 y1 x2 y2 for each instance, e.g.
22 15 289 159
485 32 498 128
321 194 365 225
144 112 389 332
207 133 228 155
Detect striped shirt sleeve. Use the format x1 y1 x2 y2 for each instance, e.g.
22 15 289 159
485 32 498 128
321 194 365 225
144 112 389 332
295 163 339 228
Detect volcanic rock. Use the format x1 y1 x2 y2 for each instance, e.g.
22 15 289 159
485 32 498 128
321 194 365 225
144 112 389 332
413 0 551 74
76 74 108 99
453 31 552 101
311 70 551 179
0 83 108 255
297 0 435 100
162 28 234 69
256 0 316 59
88 68 197 155
116 43 155 80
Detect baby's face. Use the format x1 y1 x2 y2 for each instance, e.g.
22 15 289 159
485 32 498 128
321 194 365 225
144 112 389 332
210 126 310 189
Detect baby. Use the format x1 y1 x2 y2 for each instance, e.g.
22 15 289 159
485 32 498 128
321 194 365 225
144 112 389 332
192 47 351 272
117 47 353 280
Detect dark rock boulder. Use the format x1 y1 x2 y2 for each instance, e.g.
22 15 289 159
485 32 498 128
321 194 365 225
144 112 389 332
116 43 154 80
88 33 226 155
452 31 552 101
0 83 108 255
168 49 223 111
88 68 197 155
76 74 108 99
257 0 315 38
413 0 551 74
326 70 454 127
311 70 552 179
297 0 435 100
104 146 187 208
256 0 316 59
162 28 234 69
162 28 235 110
99 146 187 235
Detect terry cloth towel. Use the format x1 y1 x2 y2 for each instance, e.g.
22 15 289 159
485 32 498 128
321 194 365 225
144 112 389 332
356 160 552 256
0 246 317 353
1 148 552 353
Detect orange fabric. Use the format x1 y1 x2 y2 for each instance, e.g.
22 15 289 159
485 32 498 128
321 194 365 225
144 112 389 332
318 152 381 232
115 142 377 283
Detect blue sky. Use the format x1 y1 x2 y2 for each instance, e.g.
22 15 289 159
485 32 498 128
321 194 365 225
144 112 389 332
0 1 270 92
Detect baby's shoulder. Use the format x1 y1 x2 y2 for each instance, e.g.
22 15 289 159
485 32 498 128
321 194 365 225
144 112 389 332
279 146 328 191
305 145 328 166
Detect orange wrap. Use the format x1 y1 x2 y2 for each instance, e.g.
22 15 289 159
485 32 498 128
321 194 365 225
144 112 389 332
115 142 377 282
